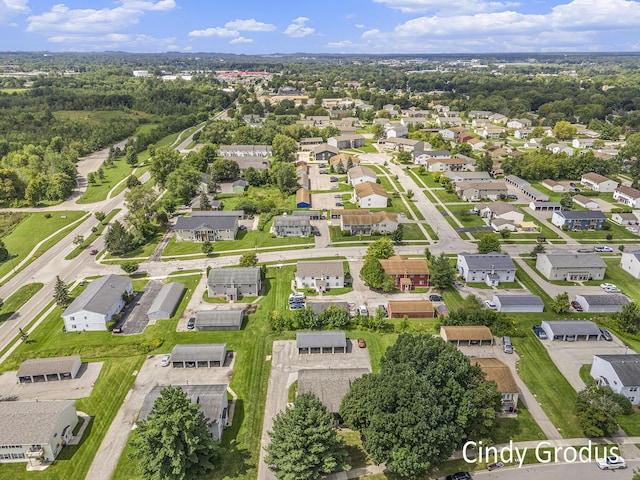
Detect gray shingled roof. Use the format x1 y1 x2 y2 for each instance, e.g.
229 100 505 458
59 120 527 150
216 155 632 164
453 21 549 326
541 253 606 268
0 400 76 445
458 252 515 271
296 261 344 278
208 267 261 285
505 175 529 187
577 294 630 306
556 210 606 220
63 275 131 316
191 210 244 218
594 355 640 386
175 215 237 231
494 295 544 307
17 355 81 378
307 302 350 316
170 344 227 364
273 216 310 228
298 368 370 412
296 331 346 349
138 384 227 423
542 320 601 336
195 310 244 328
147 282 185 319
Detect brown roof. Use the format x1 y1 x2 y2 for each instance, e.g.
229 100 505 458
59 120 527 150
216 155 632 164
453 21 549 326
379 256 429 275
582 172 611 184
542 179 560 186
474 358 520 394
341 211 398 226
354 181 387 198
333 209 371 217
440 325 493 341
330 153 359 165
425 157 467 165
388 300 434 313
616 185 640 199
296 188 310 203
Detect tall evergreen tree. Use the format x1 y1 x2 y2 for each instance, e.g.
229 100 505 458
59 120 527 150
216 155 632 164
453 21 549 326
53 275 70 307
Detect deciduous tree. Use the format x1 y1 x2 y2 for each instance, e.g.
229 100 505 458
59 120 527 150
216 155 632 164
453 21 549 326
104 220 133 256
271 133 298 162
550 292 569 314
120 261 139 274
477 233 501 254
238 251 258 267
429 253 455 289
202 240 213 256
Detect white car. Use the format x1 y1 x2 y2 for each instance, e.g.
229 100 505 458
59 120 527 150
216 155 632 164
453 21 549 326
600 283 617 290
604 286 621 293
160 354 171 367
596 455 627 470
594 246 613 253
484 300 497 309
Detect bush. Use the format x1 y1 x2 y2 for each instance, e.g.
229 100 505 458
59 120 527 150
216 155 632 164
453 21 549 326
139 337 164 353
44 213 52 219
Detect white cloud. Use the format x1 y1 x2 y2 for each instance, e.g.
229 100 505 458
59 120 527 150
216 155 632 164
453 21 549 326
47 32 176 51
326 40 362 49
373 0 517 15
225 18 276 32
120 0 176 11
230 36 254 44
355 23 365 29
283 16 314 37
188 26 238 38
0 0 29 24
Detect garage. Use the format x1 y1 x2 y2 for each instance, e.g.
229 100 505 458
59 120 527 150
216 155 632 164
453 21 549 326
195 310 244 331
493 294 544 313
541 320 602 341
170 344 227 368
297 331 346 354
17 355 82 383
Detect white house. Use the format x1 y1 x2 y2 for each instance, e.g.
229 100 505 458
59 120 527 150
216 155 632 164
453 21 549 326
353 181 388 208
572 194 599 210
620 250 640 279
348 165 377 186
456 252 516 286
295 261 345 293
614 186 640 208
535 253 606 281
591 355 640 405
580 172 619 193
475 201 524 224
62 275 133 332
507 118 532 129
385 123 408 138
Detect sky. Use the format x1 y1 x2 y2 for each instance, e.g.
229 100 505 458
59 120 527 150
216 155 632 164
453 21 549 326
0 0 640 54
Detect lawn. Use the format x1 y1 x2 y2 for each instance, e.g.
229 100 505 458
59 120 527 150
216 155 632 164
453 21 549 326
447 205 487 228
329 226 378 244
492 401 547 443
556 218 639 242
76 157 138 204
103 226 167 261
0 283 43 324
432 188 463 204
586 257 640 303
0 211 87 279
404 197 425 220
402 223 426 241
515 265 553 306
65 209 121 260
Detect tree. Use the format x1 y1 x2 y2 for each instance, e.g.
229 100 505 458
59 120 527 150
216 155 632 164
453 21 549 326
360 256 389 290
318 304 350 329
265 393 348 480
73 235 84 246
126 174 141 189
429 254 455 289
210 159 240 182
165 167 201 205
365 237 395 259
391 224 404 245
477 233 501 254
125 145 138 166
129 386 220 480
0 239 9 262
397 151 412 164
271 134 298 162
239 251 258 267
149 146 180 186
499 229 511 239
53 275 70 307
340 334 500 477
576 385 631 437
406 189 414 200
550 292 569 314
614 302 640 334
270 161 298 195
202 240 213 256
371 123 386 140
104 220 134 256
475 155 493 173
553 120 577 140
94 211 106 222
199 190 211 210
125 184 159 241
530 243 546 258
121 261 139 274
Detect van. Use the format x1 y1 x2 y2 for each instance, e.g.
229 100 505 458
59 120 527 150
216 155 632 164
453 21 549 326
503 336 513 354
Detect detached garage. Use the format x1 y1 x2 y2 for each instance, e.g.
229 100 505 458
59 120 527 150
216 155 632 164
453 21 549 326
17 355 82 383
297 331 346 354
195 310 244 331
147 282 185 320
170 344 227 368
576 294 630 313
493 294 544 313
387 300 434 318
541 320 602 341
440 326 494 346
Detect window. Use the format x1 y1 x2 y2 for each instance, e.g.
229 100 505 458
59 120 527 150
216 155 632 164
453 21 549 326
630 387 638 392
629 397 636 402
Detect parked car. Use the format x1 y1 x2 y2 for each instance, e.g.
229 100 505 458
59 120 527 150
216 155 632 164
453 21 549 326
160 354 171 367
358 305 369 316
484 300 497 309
290 303 305 310
89 249 99 255
187 317 195 329
571 300 584 311
565 334 577 342
289 292 305 300
506 194 518 200
594 246 613 252
335 202 343 207
314 229 321 236
112 326 122 334
330 176 338 182
626 226 638 233
446 472 472 480
532 324 547 339
600 283 617 290
429 294 443 302
239 225 247 230
319 169 327 174
334 194 342 199
357 338 366 348
400 212 406 217
600 327 613 341
569 182 576 187
319 163 326 168
503 336 513 354
597 455 627 470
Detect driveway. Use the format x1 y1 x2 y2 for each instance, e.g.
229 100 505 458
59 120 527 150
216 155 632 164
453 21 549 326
312 192 348 211
257 340 372 479
309 164 332 191
312 220 331 248
118 280 163 334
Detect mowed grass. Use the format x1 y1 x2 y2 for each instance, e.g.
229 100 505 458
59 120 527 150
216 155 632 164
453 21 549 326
77 157 138 204
0 211 86 279
0 283 43 323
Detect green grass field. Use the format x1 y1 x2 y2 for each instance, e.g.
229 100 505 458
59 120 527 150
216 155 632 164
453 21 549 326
77 157 138 204
0 283 43 324
65 209 121 260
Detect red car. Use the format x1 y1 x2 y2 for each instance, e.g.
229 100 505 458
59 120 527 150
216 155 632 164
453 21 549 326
89 249 99 255
571 300 583 312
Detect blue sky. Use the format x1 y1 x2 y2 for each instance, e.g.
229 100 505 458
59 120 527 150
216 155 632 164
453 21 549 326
1 0 639 53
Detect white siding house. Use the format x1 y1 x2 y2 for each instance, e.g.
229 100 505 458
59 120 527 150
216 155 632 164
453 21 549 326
620 250 640 279
591 355 640 405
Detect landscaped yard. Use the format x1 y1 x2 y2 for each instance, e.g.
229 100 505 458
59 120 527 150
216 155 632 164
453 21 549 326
401 223 426 241
584 257 640 303
554 217 639 242
76 157 139 204
103 226 168 261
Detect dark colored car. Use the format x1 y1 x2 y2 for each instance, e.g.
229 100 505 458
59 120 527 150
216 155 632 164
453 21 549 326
112 327 122 334
335 202 343 207
319 169 327 174
89 249 99 255
357 338 366 348
506 194 518 200
445 472 472 480
600 327 613 341
187 317 196 329
571 300 584 311
429 294 443 302
330 176 338 182
290 303 305 309
532 324 547 339
319 164 326 168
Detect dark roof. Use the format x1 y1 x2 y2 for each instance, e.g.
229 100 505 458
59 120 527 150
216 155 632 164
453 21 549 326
541 253 606 269
191 210 244 218
17 355 81 378
296 331 346 349
307 302 350 315
170 344 226 363
63 275 131 316
175 215 237 231
296 261 344 278
542 320 601 336
273 216 310 227
458 252 515 271
594 355 640 386
298 368 370 412
576 294 630 306
556 210 606 220
138 384 227 423
493 295 544 307
232 180 247 188
147 282 185 318
208 267 261 285
195 310 244 328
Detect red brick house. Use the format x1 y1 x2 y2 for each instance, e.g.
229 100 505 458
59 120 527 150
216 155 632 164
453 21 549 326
379 255 429 291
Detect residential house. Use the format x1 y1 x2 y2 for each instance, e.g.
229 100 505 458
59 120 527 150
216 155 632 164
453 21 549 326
535 253 606 281
140 385 228 440
580 172 619 193
456 181 508 201
475 201 524 224
425 157 470 172
575 295 629 313
298 368 370 414
456 252 516 286
551 210 606 231
468 138 487 151
449 171 492 183
572 194 599 210
468 110 494 119
174 214 238 242
62 275 133 332
514 128 533 139
488 113 508 124
297 331 347 354
387 300 434 318
614 185 640 208
454 153 477 170
272 215 311 237
401 116 428 127
348 165 377 186
612 212 639 226
385 123 408 138
440 326 494 346
492 295 544 313
340 211 398 235
299 137 324 150
546 143 574 156
481 126 506 139
435 116 463 127
591 355 640 405
295 261 345 293
620 250 640 279
572 138 597 149
383 137 425 153
327 135 365 149
379 255 429 291
473 358 520 411
542 179 565 192
207 267 261 300
541 320 602 341
507 118 532 129
353 181 388 208
0 400 78 465
219 145 271 157
310 144 339 162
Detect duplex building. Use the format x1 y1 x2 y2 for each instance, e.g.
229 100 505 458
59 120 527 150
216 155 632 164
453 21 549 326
614 185 640 208
473 358 520 411
353 181 388 208
551 210 606 231
535 253 606 281
456 252 516 286
591 355 640 405
455 181 507 201
207 267 261 301
620 250 640 279
425 157 470 172
347 165 377 186
174 214 238 242
219 144 271 157
327 134 365 149
272 215 311 237
295 261 345 293
339 211 398 235
580 172 619 193
382 137 424 153
310 144 339 162
379 255 429 291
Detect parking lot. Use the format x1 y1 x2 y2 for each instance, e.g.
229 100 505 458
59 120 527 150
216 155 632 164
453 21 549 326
117 280 163 334
312 191 350 210
309 164 333 191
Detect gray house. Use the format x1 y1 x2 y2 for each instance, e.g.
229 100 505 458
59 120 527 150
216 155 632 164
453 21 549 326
207 267 262 301
492 294 544 313
295 261 345 293
298 368 370 413
170 344 227 368
591 355 640 405
297 331 347 354
195 310 244 331
272 215 311 237
536 253 606 281
551 210 606 231
575 294 630 313
17 355 82 383
139 385 228 440
147 282 185 320
456 252 516 286
174 214 238 242
541 320 602 341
